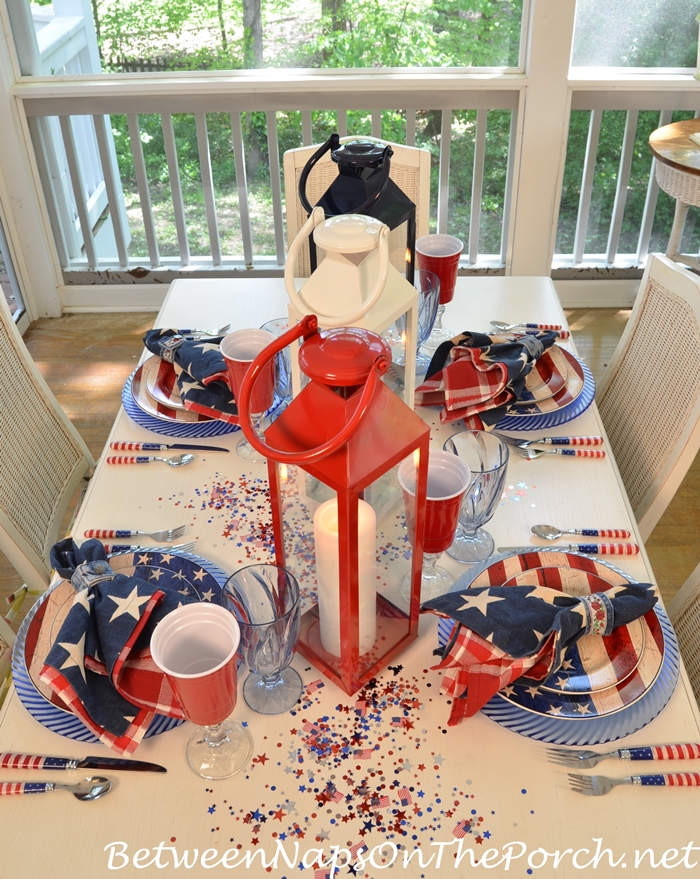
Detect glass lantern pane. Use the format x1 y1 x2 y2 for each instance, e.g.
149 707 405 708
276 462 415 691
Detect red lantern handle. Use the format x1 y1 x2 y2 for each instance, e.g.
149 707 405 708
237 314 390 465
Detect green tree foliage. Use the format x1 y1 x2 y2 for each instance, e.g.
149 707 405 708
96 0 698 261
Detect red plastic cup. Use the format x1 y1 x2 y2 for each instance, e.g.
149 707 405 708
220 329 276 415
416 234 463 305
398 449 471 554
150 603 241 727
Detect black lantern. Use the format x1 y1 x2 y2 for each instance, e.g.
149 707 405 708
298 134 417 283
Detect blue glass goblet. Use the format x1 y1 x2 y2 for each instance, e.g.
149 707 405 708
223 564 302 715
444 431 509 564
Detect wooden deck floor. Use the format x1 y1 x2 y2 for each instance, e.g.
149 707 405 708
1 307 697 620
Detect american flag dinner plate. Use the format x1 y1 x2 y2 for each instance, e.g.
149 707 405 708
122 369 238 438
496 351 596 432
143 354 186 410
502 567 646 695
437 551 679 745
12 549 227 742
512 347 568 406
131 360 217 424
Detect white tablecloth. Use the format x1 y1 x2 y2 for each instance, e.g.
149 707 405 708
2 277 699 879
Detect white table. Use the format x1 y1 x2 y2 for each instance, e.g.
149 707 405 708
2 277 699 878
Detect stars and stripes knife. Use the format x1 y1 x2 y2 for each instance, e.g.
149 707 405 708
498 543 640 555
110 441 228 453
0 752 166 772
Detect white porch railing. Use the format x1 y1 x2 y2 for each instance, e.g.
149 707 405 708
12 69 700 288
4 0 700 316
16 74 522 279
9 0 131 264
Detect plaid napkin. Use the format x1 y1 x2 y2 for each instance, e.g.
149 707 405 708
39 538 199 754
143 328 238 423
422 581 657 725
415 330 560 429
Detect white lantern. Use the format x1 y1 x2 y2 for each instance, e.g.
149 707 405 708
285 208 419 409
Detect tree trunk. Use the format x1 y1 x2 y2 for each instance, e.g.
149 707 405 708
217 0 228 52
242 0 263 68
321 0 346 33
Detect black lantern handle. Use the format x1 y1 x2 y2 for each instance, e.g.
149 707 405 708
237 315 389 465
298 137 394 219
298 134 341 216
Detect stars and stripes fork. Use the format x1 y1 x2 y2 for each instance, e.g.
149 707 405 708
84 526 186 543
549 743 700 769
568 772 700 796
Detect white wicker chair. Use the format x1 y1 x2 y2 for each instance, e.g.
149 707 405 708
0 295 95 598
283 136 431 277
597 253 700 542
667 562 700 707
0 612 16 708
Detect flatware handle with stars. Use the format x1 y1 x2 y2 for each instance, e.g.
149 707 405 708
637 773 700 786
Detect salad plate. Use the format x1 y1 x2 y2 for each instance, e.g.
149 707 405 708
436 550 678 744
13 549 227 742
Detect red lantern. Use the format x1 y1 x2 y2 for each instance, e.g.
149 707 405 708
238 315 430 695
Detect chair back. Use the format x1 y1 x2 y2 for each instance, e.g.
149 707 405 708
668 561 700 708
283 137 431 277
0 297 94 592
597 254 700 541
0 613 15 709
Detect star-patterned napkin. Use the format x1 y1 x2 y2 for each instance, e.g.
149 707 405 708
415 330 560 429
422 581 657 725
143 328 238 423
39 538 199 754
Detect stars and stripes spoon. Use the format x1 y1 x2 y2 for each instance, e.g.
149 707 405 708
517 448 606 459
106 454 194 467
532 524 632 540
0 776 112 800
491 321 563 332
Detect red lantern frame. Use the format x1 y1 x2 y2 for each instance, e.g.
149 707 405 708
238 316 429 695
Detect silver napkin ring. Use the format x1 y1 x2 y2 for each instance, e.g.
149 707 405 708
71 560 115 591
158 335 185 363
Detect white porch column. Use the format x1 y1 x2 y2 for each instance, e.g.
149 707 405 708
507 0 576 276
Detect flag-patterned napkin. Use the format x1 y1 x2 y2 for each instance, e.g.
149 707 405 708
422 580 657 726
143 329 238 423
415 330 560 429
39 538 199 754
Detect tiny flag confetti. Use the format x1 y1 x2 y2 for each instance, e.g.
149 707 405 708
398 786 413 806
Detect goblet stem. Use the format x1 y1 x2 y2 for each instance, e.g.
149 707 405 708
447 521 496 564
236 413 266 462
187 719 253 780
422 553 440 579
203 722 227 746
242 666 303 715
422 304 453 351
433 305 445 333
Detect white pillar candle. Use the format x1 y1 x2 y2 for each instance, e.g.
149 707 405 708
313 497 377 656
